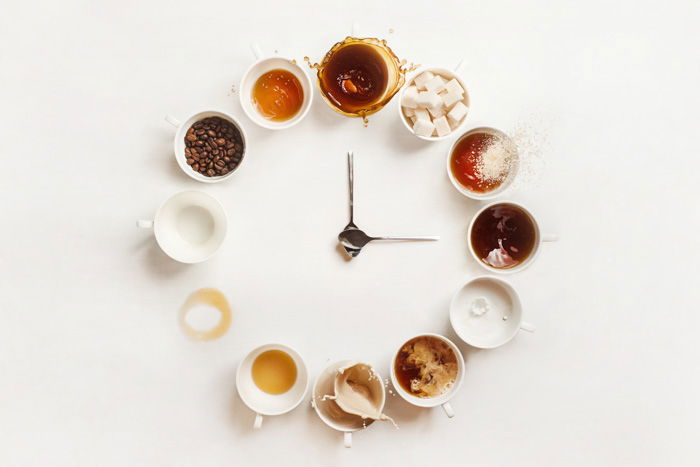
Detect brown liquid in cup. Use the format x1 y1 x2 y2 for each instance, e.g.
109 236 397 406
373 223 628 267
319 43 388 113
470 203 536 269
306 37 410 122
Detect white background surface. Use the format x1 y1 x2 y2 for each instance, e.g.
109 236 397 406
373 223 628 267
1 1 699 465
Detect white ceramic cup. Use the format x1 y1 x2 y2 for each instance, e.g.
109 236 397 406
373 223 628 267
397 63 470 142
450 276 535 349
236 343 309 430
447 126 519 200
468 200 558 274
164 109 247 183
311 360 385 448
390 334 465 418
239 43 313 130
137 190 227 264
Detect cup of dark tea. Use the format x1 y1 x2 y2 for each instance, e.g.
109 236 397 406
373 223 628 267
309 36 406 120
467 201 557 273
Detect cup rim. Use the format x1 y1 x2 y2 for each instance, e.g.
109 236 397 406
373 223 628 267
390 333 465 408
239 56 314 130
446 126 519 200
449 275 524 349
152 190 227 264
172 110 247 183
397 66 470 142
235 343 310 417
467 200 542 274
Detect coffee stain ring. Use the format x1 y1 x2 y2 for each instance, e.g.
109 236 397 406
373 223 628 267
179 288 232 341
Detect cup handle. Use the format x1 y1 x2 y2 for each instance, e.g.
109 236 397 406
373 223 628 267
253 413 263 430
441 402 455 418
351 20 360 37
343 432 352 448
542 234 559 242
137 219 153 229
250 42 263 61
164 115 181 128
520 321 536 333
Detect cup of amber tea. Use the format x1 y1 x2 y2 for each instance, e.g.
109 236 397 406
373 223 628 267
240 44 313 130
309 37 406 121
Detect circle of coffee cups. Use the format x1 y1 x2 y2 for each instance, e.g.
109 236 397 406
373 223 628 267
467 200 558 274
397 66 470 142
390 333 465 418
311 360 384 448
450 276 535 349
236 343 309 430
137 190 227 263
447 126 519 200
239 44 313 130
164 109 247 183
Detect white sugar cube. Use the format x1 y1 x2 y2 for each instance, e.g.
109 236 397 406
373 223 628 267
424 75 446 94
403 106 415 117
441 88 463 107
414 108 430 122
427 105 445 118
444 78 464 96
412 118 435 137
416 91 442 109
413 71 435 90
433 116 451 137
447 101 468 123
401 85 419 108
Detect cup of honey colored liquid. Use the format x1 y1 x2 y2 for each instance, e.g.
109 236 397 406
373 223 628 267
239 43 313 130
236 343 309 429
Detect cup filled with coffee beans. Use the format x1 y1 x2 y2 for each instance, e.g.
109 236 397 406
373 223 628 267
165 110 247 183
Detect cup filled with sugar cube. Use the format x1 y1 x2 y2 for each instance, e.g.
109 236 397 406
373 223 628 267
398 67 470 141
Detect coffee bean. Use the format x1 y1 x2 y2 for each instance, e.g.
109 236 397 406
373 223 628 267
192 163 199 171
186 158 194 165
